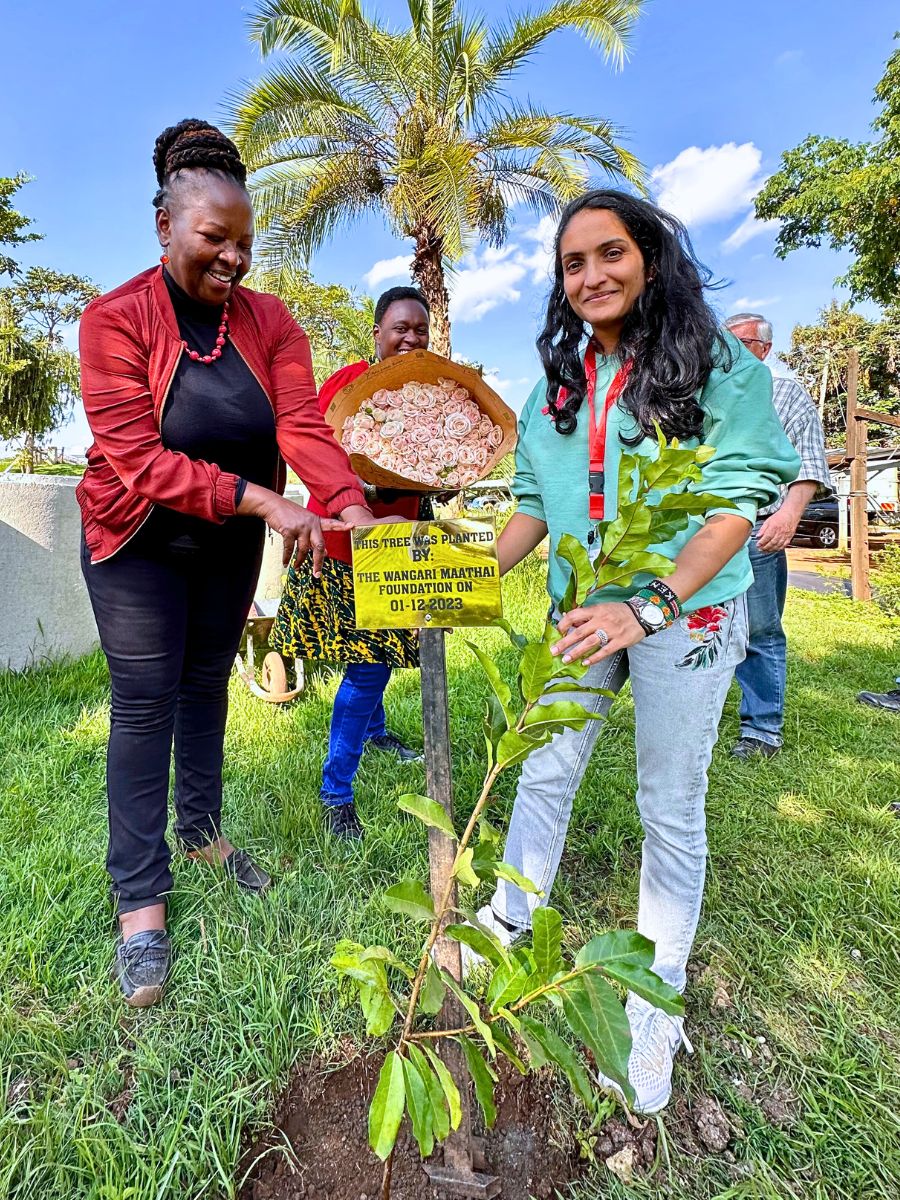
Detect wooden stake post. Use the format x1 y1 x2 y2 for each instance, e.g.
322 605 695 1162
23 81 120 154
419 627 500 1199
846 351 872 601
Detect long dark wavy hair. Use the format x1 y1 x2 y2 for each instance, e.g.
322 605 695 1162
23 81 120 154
537 190 732 443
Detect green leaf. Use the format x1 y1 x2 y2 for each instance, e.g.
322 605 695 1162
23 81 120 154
368 1050 406 1160
360 981 397 1036
465 640 514 725
518 1016 595 1108
418 958 446 1017
421 1043 462 1132
600 962 685 1017
516 1013 551 1069
441 970 496 1056
655 490 736 513
532 907 564 981
398 793 456 839
600 501 653 559
492 1023 527 1074
497 728 547 768
517 639 556 703
575 929 655 971
560 973 632 1099
542 681 616 697
482 693 508 766
471 838 499 882
384 879 436 923
359 945 415 979
479 818 503 847
453 847 480 889
458 1035 498 1128
445 923 511 969
556 533 594 608
523 700 600 736
494 617 528 650
402 1054 435 1158
408 1044 449 1142
493 861 542 895
488 951 537 1013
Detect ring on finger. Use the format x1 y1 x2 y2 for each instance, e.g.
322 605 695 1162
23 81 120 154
595 628 610 648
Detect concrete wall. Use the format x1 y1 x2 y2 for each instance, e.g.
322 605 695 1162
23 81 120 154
0 476 99 672
0 478 312 670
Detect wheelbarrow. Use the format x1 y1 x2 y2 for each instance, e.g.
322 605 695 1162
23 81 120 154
233 599 305 703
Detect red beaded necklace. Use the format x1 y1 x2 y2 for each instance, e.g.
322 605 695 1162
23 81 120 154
183 301 230 365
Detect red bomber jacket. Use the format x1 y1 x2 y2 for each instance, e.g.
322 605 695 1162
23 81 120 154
77 266 365 563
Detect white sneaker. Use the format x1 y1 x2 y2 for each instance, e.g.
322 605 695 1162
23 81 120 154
458 904 523 977
596 994 693 1113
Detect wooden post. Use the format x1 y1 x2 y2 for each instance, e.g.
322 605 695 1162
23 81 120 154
846 350 872 601
419 627 500 1199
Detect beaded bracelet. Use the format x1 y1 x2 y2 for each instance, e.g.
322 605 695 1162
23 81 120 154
632 580 681 628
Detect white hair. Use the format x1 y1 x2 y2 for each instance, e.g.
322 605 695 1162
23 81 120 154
725 312 773 342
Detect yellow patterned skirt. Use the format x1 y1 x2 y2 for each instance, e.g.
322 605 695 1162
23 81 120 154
270 553 419 668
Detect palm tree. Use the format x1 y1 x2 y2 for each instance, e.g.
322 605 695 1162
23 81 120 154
229 0 645 355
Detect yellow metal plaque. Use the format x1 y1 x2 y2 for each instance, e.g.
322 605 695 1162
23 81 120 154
351 518 502 629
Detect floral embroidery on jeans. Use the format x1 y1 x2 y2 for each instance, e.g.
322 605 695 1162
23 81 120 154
677 605 729 671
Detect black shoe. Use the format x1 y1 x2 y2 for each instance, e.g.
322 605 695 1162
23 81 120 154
367 732 424 762
731 736 781 760
112 929 171 1008
857 688 900 713
222 848 271 893
323 801 364 840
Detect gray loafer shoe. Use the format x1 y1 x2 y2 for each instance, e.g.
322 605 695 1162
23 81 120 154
113 929 171 1008
222 848 271 893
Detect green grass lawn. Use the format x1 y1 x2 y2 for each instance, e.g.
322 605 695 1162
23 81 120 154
0 459 85 476
1 558 898 1200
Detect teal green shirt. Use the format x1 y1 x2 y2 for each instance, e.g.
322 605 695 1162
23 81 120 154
511 336 801 614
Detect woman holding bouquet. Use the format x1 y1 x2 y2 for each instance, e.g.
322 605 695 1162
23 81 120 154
479 190 799 1111
271 287 433 840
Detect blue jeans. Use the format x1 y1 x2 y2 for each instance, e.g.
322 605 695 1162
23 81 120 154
491 597 748 992
321 662 391 806
735 526 788 747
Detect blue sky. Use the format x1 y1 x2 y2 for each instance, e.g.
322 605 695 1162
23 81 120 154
2 0 897 449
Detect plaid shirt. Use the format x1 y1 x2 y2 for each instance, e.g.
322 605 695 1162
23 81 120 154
759 371 831 517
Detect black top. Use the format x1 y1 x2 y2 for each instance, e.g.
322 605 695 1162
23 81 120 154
138 271 278 550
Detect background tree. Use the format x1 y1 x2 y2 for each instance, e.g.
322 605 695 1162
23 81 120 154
0 268 98 470
784 301 900 447
0 174 42 277
755 38 900 307
229 0 645 355
252 265 374 380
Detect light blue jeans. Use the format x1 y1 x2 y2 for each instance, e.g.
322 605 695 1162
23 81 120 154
735 528 788 747
491 596 748 992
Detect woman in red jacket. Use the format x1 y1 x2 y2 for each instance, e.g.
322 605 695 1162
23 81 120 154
271 287 432 840
78 119 377 1006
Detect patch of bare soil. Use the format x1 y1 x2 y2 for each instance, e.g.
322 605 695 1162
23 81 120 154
240 1056 591 1200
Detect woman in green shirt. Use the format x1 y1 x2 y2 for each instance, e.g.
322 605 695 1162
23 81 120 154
478 190 799 1113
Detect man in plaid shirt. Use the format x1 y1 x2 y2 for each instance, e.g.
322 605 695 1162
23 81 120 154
725 313 832 759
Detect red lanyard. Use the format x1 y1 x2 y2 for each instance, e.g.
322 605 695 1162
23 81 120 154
558 345 631 521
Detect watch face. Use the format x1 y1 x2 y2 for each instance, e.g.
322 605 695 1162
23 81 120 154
639 600 667 628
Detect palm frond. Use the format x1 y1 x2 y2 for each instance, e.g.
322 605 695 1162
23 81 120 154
482 0 641 81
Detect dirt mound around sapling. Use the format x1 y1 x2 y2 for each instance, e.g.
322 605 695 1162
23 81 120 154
239 1055 591 1200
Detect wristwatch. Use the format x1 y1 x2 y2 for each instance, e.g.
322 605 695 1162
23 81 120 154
625 594 669 636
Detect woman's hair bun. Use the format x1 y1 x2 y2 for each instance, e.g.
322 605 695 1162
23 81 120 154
153 119 247 189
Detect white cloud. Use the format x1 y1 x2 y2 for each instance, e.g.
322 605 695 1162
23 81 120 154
362 254 411 290
519 215 556 283
728 295 780 312
651 142 766 227
775 49 803 66
449 254 527 322
722 210 780 253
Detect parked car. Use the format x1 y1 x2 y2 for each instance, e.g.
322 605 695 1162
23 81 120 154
790 489 898 549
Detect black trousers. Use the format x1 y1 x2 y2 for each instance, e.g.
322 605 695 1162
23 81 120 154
81 517 264 914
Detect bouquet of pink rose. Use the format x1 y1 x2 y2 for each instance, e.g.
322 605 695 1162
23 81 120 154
339 377 506 489
323 349 517 493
